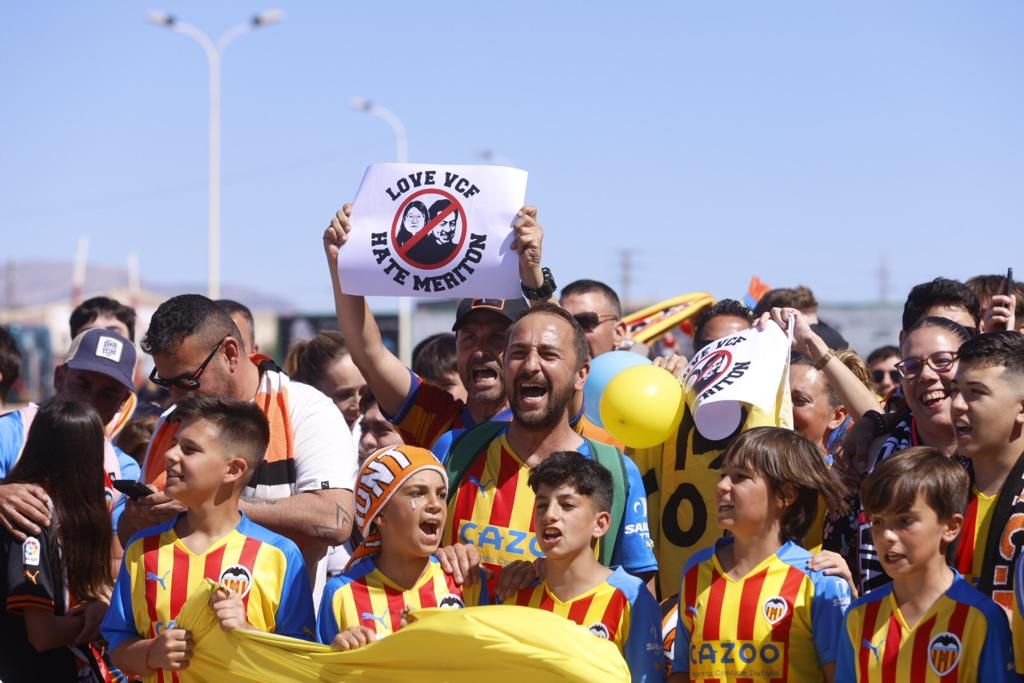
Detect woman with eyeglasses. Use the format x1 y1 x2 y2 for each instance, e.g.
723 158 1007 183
856 315 974 593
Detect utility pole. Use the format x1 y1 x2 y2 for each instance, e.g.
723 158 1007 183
620 249 633 312
877 254 890 304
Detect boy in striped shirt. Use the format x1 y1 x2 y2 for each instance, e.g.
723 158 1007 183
670 428 852 683
504 451 663 682
319 444 486 649
836 447 1014 682
101 396 315 680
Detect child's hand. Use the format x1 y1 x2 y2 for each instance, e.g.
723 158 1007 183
808 550 858 599
210 586 252 631
494 559 545 602
331 626 377 651
147 628 194 671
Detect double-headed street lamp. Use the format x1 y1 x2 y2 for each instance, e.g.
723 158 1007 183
146 10 284 299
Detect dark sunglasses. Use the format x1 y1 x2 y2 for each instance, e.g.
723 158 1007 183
871 369 901 384
894 351 958 380
149 337 226 391
572 312 618 333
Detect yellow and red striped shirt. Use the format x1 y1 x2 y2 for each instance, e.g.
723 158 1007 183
389 372 512 449
441 430 656 578
837 572 1014 682
316 555 484 644
674 538 850 682
506 567 663 681
101 514 315 682
952 487 996 587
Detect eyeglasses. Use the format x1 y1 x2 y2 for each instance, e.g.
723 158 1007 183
572 312 618 333
871 369 901 384
149 337 226 391
894 351 958 380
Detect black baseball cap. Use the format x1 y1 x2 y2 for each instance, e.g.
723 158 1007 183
451 298 530 331
63 328 137 392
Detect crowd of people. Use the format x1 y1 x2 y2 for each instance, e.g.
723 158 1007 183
0 204 1023 682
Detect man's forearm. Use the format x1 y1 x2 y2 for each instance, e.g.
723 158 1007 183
240 488 354 549
329 259 411 416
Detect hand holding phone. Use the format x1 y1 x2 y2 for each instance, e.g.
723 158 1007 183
112 479 155 501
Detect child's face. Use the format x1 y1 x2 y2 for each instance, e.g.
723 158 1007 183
715 460 785 538
533 482 610 560
376 470 447 558
950 362 1024 459
164 417 245 506
869 492 962 579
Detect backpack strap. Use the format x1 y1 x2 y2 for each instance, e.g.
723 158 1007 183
446 425 629 568
587 438 628 566
444 421 508 500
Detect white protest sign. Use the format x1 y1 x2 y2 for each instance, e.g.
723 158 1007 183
339 163 528 298
681 323 791 440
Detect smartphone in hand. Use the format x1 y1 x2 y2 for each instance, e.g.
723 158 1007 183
112 479 154 500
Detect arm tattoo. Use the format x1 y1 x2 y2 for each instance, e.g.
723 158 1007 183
312 503 354 539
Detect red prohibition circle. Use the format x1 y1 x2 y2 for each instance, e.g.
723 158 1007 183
689 349 733 393
390 188 468 271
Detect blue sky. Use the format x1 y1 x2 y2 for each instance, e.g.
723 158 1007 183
2 2 1022 312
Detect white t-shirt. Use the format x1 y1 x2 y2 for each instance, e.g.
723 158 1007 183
242 380 357 500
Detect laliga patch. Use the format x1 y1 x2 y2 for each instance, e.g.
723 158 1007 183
588 622 611 639
219 564 253 597
928 632 962 676
22 537 40 566
439 594 465 609
762 595 789 625
96 336 124 363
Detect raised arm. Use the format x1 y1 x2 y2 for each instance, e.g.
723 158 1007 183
764 307 881 419
324 204 413 417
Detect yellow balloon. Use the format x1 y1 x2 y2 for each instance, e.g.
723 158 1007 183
599 365 684 449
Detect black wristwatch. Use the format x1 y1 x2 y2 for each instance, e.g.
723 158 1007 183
522 267 556 300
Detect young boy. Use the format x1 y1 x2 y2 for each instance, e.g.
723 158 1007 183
101 395 315 678
503 451 663 682
949 331 1024 607
319 444 485 649
836 447 1014 682
670 427 851 683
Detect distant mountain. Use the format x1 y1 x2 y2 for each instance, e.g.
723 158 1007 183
0 260 296 313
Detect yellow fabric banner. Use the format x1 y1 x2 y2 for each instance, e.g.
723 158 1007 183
165 580 630 682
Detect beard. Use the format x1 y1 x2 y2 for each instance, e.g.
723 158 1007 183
511 380 574 430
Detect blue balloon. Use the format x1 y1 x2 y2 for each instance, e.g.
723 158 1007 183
583 351 652 427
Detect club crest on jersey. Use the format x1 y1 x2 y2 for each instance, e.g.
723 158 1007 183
588 622 611 639
219 564 253 597
439 594 465 609
928 632 962 676
22 537 40 567
762 596 788 625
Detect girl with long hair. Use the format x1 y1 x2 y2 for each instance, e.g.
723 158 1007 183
0 399 114 682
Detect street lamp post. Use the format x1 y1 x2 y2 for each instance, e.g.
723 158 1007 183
146 9 284 300
351 97 414 365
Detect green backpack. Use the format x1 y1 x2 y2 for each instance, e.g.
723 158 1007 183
444 421 628 566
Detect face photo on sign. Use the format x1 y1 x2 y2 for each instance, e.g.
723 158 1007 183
395 192 467 270
397 200 428 246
